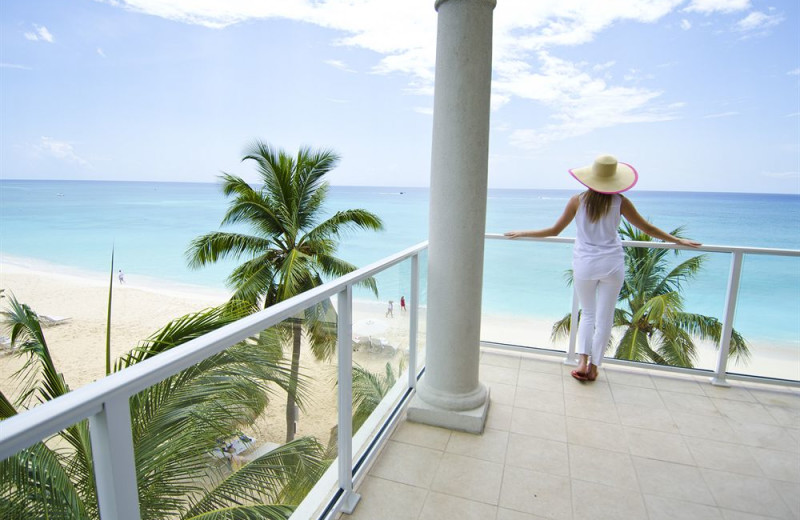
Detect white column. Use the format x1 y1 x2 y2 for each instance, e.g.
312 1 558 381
408 0 496 433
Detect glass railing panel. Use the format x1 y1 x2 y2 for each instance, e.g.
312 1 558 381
481 238 574 351
349 258 414 448
612 246 728 373
729 254 800 380
1 419 102 518
123 306 337 518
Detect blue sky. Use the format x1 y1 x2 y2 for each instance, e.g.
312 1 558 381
1 0 798 193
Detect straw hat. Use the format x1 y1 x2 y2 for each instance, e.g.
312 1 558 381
568 155 638 194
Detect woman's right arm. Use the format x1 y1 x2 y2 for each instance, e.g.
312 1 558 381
620 196 702 247
505 194 580 239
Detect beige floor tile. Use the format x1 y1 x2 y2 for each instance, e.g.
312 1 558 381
497 507 551 520
499 465 573 520
483 364 521 386
652 374 707 395
348 476 428 520
748 446 800 482
430 452 504 505
517 371 564 393
506 433 569 476
701 468 794 519
603 368 656 389
633 456 715 505
510 408 567 442
687 437 762 476
515 387 565 415
644 494 724 520
369 440 443 488
564 395 619 425
568 444 638 488
713 399 779 426
726 420 800 452
419 491 497 520
701 384 756 403
764 404 800 429
625 426 694 464
566 416 627 453
720 510 782 520
393 420 452 450
446 428 509 464
520 356 564 375
644 495 723 520
671 411 739 440
660 390 721 416
771 479 800 519
490 382 518 406
571 479 647 520
748 388 800 408
487 403 513 431
562 377 613 401
482 350 522 369
616 402 679 433
610 384 664 407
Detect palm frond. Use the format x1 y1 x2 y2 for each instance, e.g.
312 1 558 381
185 504 295 520
185 437 326 516
186 232 273 269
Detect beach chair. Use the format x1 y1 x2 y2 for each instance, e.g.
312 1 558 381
40 315 72 327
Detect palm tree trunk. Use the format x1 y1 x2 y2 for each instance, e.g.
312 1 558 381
285 320 302 442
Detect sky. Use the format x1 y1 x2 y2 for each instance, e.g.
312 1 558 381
1 0 798 193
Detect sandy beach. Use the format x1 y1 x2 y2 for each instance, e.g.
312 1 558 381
2 260 797 451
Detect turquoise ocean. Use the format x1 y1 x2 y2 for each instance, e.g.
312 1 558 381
1 180 798 352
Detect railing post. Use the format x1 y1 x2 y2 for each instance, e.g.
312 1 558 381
336 286 360 514
565 285 579 365
88 396 141 520
711 251 744 387
408 254 420 389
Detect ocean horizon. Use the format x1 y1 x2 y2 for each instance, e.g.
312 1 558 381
1 179 798 349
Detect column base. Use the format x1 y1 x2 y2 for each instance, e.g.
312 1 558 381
406 387 490 434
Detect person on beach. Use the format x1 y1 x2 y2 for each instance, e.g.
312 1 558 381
386 300 394 318
400 296 406 312
505 155 701 382
118 269 125 283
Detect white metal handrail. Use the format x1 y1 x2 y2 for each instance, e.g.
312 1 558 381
0 241 427 520
485 234 800 386
2 235 798 519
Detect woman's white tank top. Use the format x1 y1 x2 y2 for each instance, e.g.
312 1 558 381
572 194 625 280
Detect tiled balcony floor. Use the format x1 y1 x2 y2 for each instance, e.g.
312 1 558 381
344 349 800 520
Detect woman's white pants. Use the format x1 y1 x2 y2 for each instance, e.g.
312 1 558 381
574 269 625 367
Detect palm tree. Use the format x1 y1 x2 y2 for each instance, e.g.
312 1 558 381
1 296 326 520
186 141 383 441
552 221 749 367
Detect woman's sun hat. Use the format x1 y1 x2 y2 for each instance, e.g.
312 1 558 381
569 155 638 194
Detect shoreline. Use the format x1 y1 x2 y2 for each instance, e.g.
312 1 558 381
2 259 798 446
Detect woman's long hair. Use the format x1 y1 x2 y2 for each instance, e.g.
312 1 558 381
582 189 614 223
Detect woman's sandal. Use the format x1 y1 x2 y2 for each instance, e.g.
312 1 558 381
571 370 588 382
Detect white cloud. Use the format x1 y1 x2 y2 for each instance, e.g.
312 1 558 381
702 111 739 118
325 59 355 73
0 63 31 70
24 24 55 43
760 171 799 180
680 19 692 30
37 137 91 167
684 0 750 14
788 69 800 76
735 11 784 32
499 52 678 150
97 48 107 57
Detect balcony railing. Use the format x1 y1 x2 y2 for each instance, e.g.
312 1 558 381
1 237 797 520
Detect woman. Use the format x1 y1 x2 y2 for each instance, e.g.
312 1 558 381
505 155 701 382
